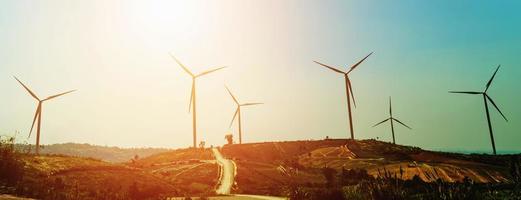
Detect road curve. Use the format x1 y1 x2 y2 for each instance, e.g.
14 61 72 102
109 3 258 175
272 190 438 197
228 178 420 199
213 147 235 195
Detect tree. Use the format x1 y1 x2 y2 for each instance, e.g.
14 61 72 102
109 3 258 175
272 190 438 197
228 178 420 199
225 134 233 145
131 154 139 164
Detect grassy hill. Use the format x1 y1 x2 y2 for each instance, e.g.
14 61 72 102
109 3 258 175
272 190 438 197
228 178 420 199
221 139 519 196
2 141 218 199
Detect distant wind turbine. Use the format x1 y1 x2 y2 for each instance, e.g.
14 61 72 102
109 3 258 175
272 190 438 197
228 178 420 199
14 77 75 154
372 97 411 144
170 53 226 148
225 86 262 144
314 52 373 139
449 65 508 155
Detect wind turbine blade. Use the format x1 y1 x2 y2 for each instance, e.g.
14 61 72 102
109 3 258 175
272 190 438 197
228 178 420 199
313 61 345 74
449 91 482 94
196 66 227 77
225 86 239 104
393 118 412 129
389 97 392 116
188 81 195 112
13 76 40 100
347 78 356 108
347 52 373 74
241 103 263 106
169 53 194 77
28 104 41 139
43 90 76 101
485 94 508 122
485 65 500 92
229 108 239 128
372 118 390 127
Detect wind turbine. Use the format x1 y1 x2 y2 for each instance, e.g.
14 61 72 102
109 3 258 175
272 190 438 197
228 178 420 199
225 86 262 144
170 53 226 148
314 52 373 139
450 65 508 155
372 97 411 144
14 77 75 154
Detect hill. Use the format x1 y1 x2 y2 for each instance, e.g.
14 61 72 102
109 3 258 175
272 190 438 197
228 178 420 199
15 143 171 163
2 143 218 199
221 139 519 195
3 139 520 199
17 155 178 199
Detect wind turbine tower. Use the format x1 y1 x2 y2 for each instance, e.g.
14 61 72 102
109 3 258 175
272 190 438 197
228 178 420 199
14 77 75 154
170 54 226 148
450 65 508 155
372 97 411 144
314 52 373 139
225 86 262 144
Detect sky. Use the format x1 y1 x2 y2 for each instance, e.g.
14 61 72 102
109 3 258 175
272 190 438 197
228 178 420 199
0 0 520 153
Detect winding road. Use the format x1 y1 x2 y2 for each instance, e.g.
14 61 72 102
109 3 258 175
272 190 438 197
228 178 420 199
212 148 287 200
213 147 236 195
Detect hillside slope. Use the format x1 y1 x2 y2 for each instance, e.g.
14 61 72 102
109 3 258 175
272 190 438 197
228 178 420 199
128 148 219 195
12 154 178 199
221 139 517 195
3 148 218 199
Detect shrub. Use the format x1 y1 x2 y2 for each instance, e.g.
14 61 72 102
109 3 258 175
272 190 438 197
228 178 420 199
0 136 25 186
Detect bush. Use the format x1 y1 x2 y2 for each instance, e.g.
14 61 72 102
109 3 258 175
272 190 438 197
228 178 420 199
0 136 25 186
322 167 337 187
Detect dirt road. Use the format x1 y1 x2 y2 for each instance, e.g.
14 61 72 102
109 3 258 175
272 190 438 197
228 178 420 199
209 148 287 200
213 148 236 195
